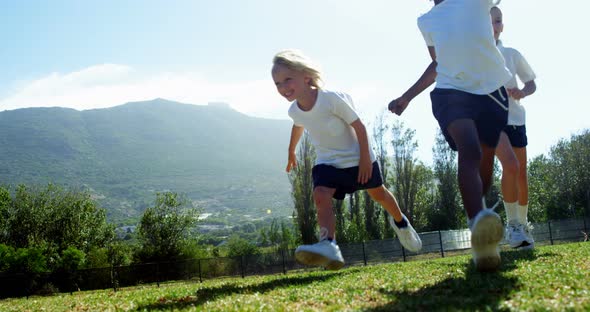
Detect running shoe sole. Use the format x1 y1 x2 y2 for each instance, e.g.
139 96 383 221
471 212 504 272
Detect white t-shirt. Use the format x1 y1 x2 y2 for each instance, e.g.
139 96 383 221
497 40 536 126
288 89 376 169
418 0 512 95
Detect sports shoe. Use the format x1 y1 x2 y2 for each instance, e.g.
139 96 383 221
294 240 345 270
389 214 422 252
470 208 504 272
506 221 534 249
518 222 535 250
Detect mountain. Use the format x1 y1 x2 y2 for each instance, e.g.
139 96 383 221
0 99 294 223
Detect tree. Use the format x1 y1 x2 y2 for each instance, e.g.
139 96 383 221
0 184 114 257
225 234 260 258
340 191 369 243
389 121 423 223
527 130 590 220
259 218 296 251
289 132 317 244
370 113 391 239
527 155 554 222
429 130 463 230
406 163 435 232
333 199 347 242
548 131 590 218
137 192 200 262
0 187 10 243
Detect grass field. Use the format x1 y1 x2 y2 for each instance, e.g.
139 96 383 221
1 242 588 311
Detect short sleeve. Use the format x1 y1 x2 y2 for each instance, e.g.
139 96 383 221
514 50 536 83
330 92 359 124
486 0 499 9
417 16 435 47
287 103 304 127
421 31 434 47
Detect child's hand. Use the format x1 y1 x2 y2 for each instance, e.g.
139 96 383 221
507 87 525 100
357 157 373 184
388 96 409 116
286 151 297 173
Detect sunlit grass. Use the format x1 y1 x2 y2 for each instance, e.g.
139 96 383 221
1 242 589 311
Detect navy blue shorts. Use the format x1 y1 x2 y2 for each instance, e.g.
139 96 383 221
431 87 509 151
503 125 528 148
312 161 383 200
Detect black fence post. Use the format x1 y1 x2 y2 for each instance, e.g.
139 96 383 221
198 259 202 283
401 246 406 262
583 218 588 242
281 249 286 274
362 242 367 266
111 264 117 292
548 221 554 245
156 262 160 287
438 231 445 258
240 256 245 278
25 272 31 299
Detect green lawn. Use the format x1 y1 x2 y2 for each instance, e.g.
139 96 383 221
1 242 589 311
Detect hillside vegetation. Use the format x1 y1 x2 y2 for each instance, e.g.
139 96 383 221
0 99 293 222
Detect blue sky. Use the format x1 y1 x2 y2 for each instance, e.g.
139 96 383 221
1 0 588 164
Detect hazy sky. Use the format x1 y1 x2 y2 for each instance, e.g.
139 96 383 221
1 1 587 164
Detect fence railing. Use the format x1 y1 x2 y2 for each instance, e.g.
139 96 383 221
1 216 588 299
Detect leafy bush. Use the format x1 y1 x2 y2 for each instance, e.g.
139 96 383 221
0 243 14 272
137 192 201 262
59 247 85 272
10 247 48 274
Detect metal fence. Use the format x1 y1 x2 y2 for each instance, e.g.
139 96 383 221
1 217 588 298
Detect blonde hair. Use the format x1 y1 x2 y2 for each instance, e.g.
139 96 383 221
272 49 324 89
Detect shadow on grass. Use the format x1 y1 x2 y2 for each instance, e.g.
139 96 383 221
367 248 554 311
134 270 346 311
499 247 541 270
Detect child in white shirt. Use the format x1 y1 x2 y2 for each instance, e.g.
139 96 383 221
388 0 511 272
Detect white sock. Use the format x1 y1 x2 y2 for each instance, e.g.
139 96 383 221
504 201 519 224
517 204 529 224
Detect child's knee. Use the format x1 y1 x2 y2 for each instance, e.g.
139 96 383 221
313 187 333 206
503 158 520 176
368 186 389 202
458 145 482 163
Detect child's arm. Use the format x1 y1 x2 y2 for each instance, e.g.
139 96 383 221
507 80 536 101
388 46 437 115
286 125 305 173
350 119 373 184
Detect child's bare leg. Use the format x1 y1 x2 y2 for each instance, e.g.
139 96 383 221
480 144 498 196
494 132 520 203
367 185 422 251
313 186 336 240
447 119 483 219
366 185 402 222
514 147 528 205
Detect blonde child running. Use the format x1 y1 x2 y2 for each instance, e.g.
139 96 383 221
272 49 422 270
491 5 537 250
388 0 511 271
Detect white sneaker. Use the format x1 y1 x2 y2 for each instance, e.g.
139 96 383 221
389 214 422 252
506 221 533 249
470 209 504 272
294 240 345 270
517 222 535 250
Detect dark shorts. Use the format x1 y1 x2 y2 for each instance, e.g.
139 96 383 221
503 125 528 148
431 87 509 151
312 161 383 200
